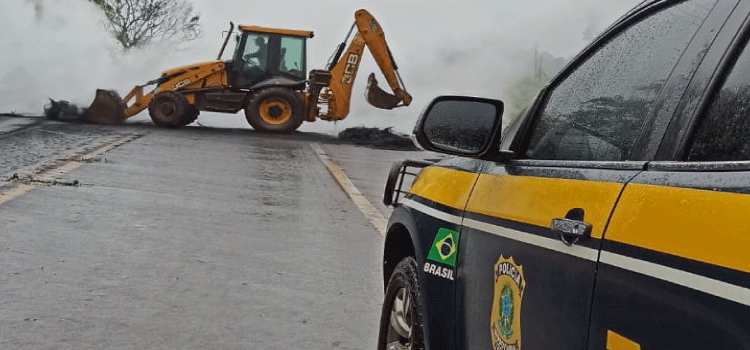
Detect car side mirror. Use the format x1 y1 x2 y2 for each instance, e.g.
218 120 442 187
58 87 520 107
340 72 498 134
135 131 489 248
413 96 503 157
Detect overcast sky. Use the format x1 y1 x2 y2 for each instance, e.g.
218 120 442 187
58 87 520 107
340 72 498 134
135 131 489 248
0 0 641 134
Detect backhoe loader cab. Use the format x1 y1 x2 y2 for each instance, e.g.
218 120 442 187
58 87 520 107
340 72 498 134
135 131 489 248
228 26 312 89
83 9 411 133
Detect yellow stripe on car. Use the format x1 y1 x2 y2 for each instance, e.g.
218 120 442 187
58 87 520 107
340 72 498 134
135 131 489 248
607 183 750 274
408 167 479 211
466 174 625 239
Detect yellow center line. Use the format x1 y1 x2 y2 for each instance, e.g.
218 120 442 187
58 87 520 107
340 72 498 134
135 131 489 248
0 134 141 206
0 184 36 206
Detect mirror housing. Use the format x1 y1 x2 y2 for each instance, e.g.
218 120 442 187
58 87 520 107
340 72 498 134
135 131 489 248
413 95 504 157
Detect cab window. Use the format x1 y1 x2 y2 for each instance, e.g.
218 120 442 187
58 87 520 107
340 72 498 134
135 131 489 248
242 34 270 70
688 38 750 161
525 0 716 161
280 37 305 79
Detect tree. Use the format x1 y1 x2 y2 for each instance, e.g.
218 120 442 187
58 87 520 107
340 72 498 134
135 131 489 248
89 0 201 50
506 75 546 118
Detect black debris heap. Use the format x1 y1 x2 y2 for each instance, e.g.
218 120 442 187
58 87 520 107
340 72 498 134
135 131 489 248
338 126 418 151
43 99 84 122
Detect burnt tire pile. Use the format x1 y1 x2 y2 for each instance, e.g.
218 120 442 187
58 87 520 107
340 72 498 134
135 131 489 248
338 127 418 151
44 99 85 122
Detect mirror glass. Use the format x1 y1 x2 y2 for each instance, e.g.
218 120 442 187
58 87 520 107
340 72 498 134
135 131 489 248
422 100 498 153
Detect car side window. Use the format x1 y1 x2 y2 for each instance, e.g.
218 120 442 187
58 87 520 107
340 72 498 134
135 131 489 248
688 39 750 161
526 0 716 161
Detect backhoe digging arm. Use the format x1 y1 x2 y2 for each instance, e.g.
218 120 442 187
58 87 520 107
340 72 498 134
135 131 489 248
319 9 412 121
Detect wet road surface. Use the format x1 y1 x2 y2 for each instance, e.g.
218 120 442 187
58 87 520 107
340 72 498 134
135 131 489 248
0 117 431 349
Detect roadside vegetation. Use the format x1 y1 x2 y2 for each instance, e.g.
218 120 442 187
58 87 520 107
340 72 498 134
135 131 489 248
504 51 568 121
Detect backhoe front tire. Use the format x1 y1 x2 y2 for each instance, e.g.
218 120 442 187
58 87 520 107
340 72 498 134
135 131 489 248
245 87 304 133
148 91 191 128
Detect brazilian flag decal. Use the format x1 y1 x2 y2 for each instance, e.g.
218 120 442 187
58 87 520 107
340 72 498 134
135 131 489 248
427 228 459 267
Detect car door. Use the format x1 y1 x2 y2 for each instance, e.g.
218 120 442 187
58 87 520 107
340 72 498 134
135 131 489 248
455 0 721 349
589 1 750 348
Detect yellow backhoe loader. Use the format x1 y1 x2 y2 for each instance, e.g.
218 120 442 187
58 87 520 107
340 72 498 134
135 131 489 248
83 9 412 133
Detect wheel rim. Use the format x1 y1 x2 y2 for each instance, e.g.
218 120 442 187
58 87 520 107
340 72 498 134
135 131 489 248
258 98 292 125
386 287 413 350
157 101 177 118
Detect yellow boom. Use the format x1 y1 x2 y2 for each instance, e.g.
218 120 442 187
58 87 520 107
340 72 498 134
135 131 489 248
316 9 412 121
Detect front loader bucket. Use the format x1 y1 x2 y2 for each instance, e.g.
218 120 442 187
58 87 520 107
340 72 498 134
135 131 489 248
81 89 125 125
365 73 401 110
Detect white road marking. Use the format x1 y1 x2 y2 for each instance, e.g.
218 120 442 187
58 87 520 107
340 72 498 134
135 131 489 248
311 143 387 236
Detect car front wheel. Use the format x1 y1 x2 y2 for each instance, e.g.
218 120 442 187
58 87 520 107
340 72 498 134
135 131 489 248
377 256 425 350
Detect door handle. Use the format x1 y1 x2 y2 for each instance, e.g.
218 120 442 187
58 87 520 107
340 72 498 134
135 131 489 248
551 217 592 246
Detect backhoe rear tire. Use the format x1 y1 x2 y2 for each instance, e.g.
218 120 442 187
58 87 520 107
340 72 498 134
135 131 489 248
245 87 304 133
148 91 191 128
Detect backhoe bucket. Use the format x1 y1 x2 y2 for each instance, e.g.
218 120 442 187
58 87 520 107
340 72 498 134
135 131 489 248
365 73 401 110
81 89 126 125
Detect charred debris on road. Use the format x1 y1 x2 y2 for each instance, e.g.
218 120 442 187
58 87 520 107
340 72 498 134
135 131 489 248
44 99 85 122
337 126 418 151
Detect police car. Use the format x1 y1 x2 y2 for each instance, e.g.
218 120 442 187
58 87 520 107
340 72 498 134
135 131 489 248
378 0 750 349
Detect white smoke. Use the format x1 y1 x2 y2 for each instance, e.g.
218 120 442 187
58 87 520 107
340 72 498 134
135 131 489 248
0 0 204 118
0 0 641 133
0 0 110 113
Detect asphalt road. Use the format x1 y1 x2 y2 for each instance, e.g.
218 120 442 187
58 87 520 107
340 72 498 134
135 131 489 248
0 117 432 349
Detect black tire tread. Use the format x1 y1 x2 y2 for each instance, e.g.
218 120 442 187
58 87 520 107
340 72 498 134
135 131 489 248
182 106 200 125
377 256 425 350
148 91 190 128
244 87 304 133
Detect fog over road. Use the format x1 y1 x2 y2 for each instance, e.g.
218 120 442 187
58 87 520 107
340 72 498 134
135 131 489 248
0 117 427 349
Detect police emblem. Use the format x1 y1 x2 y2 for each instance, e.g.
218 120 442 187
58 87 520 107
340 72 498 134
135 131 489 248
491 256 525 350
